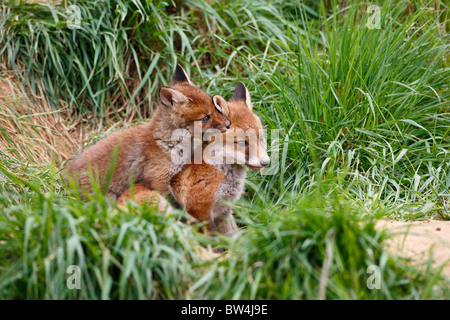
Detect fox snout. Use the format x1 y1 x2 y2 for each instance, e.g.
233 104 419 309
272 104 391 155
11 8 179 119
216 118 231 133
247 152 270 170
259 156 270 167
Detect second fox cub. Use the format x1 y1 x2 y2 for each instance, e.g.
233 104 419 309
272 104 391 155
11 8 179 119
118 82 269 235
66 65 230 200
171 82 269 234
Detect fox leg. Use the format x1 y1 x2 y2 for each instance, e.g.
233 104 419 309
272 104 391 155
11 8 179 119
117 184 173 213
186 207 217 233
212 205 238 236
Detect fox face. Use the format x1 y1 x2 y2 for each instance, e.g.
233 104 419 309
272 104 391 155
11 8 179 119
204 82 270 170
159 65 230 134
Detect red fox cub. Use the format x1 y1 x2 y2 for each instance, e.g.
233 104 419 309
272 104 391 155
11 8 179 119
171 82 269 234
118 82 269 235
65 65 230 200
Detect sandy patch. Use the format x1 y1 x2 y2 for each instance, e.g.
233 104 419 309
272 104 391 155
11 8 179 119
377 220 450 277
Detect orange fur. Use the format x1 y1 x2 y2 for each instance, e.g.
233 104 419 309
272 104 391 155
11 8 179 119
117 184 172 213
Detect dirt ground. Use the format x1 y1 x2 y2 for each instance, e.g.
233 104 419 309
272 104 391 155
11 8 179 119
377 220 450 277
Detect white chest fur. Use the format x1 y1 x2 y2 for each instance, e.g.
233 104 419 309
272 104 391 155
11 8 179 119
214 164 247 205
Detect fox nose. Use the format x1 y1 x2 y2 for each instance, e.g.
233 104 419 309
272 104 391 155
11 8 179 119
218 120 230 133
260 158 270 167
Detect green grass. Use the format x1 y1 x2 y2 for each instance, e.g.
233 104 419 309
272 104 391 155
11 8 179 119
0 167 207 299
0 0 449 299
1 165 447 299
197 194 447 299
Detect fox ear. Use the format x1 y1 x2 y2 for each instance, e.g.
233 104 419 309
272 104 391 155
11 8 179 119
231 81 252 110
213 95 229 116
160 87 188 108
172 64 193 85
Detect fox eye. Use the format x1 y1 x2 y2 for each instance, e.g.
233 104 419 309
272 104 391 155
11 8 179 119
260 136 265 142
237 140 246 147
202 115 210 122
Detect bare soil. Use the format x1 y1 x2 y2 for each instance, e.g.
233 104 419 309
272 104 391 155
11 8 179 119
377 220 450 277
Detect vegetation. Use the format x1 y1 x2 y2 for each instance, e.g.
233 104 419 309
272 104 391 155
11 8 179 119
0 0 448 299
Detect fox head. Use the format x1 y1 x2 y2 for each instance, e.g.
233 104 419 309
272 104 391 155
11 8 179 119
204 82 270 170
159 65 230 134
